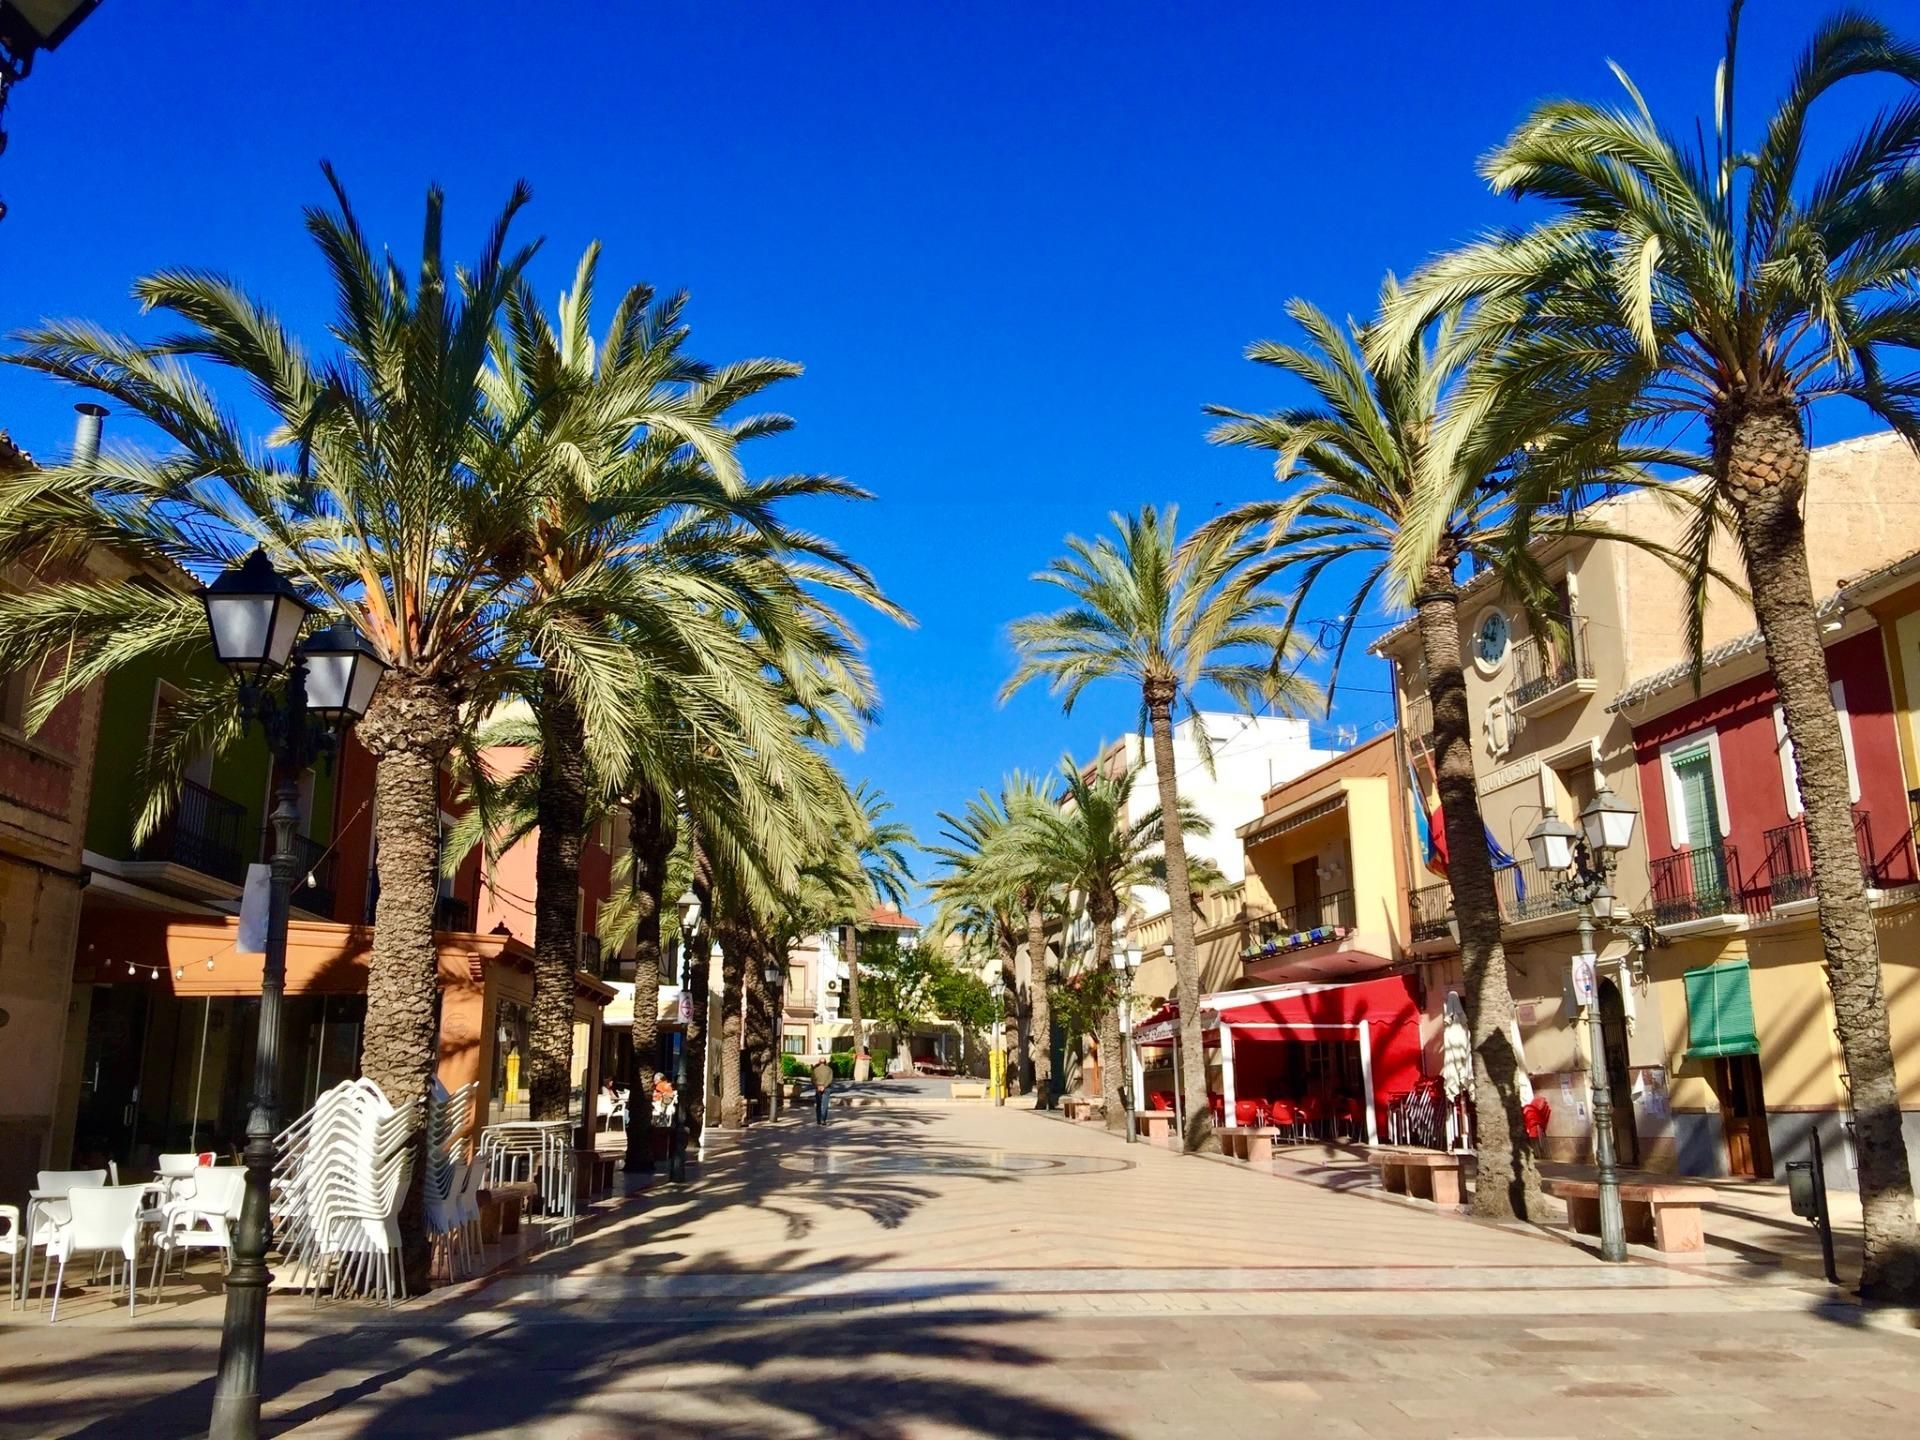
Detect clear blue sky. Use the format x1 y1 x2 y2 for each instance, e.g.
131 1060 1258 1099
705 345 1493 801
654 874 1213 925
0 2 1898 900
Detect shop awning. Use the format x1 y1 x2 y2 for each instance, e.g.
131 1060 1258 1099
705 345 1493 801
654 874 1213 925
1683 961 1758 1059
1131 1002 1219 1047
1237 788 1346 846
1214 972 1419 1038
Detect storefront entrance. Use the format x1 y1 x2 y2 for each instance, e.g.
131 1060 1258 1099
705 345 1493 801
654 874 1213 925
1598 979 1638 1167
1715 1054 1773 1178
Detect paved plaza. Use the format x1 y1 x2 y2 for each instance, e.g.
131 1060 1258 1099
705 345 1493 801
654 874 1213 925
3 1097 1916 1438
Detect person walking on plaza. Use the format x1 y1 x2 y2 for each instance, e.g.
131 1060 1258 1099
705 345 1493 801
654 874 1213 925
812 1058 835 1125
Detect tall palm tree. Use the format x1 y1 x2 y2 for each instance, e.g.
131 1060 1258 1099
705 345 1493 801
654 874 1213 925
480 243 894 1121
0 173 540 1281
1004 507 1318 1148
1382 1 1920 1292
1200 291 1643 1218
1013 759 1212 1130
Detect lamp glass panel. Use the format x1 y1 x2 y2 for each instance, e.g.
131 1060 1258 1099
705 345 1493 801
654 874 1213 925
1584 803 1637 855
1530 825 1575 873
206 594 275 668
344 656 384 719
303 651 353 714
265 593 308 669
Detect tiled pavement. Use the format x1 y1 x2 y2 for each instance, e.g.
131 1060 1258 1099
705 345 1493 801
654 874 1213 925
2 1100 1915 1438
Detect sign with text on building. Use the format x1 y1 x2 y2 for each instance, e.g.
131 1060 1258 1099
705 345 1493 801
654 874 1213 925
1572 955 1596 1007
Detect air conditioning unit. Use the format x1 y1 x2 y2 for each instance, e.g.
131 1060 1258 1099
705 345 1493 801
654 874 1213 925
825 977 842 993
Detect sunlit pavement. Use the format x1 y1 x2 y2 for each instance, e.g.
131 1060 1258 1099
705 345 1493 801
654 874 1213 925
3 1099 1916 1438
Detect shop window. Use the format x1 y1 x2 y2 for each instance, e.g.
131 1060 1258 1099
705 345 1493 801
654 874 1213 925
491 1000 531 1120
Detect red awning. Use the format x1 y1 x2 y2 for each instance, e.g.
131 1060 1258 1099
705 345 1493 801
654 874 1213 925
1215 972 1418 1039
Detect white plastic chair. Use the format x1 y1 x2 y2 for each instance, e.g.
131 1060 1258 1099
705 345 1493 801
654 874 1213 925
148 1166 245 1292
42 1185 148 1321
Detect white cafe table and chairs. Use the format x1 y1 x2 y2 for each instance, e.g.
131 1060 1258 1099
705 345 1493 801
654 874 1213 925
148 1164 246 1294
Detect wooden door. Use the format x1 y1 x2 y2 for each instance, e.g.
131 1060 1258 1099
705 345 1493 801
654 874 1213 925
1715 1055 1773 1179
1291 858 1321 927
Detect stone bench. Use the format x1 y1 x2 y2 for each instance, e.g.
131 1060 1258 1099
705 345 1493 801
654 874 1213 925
1134 1110 1178 1145
1367 1146 1471 1207
1062 1096 1106 1122
950 1080 988 1101
1219 1126 1281 1163
1544 1178 1706 1253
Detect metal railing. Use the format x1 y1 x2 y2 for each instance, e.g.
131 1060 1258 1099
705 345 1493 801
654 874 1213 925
1491 857 1576 923
1508 614 1592 709
137 778 248 884
1649 841 1749 925
578 934 604 977
1765 808 1902 902
1244 889 1358 956
1402 691 1437 754
1408 882 1455 942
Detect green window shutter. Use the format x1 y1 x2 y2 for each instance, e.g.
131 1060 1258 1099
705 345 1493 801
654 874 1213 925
1683 961 1758 1059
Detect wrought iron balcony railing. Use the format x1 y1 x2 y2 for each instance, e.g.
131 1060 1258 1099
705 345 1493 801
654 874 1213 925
1242 889 1358 959
136 779 248 884
1508 615 1593 711
1763 810 1881 905
1491 857 1577 924
1408 882 1454 943
1649 840 1758 926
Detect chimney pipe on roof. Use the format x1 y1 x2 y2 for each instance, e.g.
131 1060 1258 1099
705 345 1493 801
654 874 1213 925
71 403 107 464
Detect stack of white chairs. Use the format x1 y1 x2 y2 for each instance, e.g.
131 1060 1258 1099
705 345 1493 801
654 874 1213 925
477 1120 576 1241
423 1080 481 1279
273 1077 419 1306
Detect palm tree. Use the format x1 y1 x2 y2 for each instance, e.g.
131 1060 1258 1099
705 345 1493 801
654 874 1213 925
836 783 916 1073
1382 1 1920 1292
1013 759 1212 1130
1199 290 1646 1218
1004 507 1318 1148
929 787 1034 1093
0 173 539 1282
479 242 895 1121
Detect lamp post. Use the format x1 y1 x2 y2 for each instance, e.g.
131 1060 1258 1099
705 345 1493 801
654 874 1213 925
0 1 99 224
201 551 385 1440
668 887 701 1183
1116 945 1142 1143
1527 785 1638 1264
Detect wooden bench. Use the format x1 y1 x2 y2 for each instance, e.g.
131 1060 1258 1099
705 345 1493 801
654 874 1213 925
574 1149 617 1201
1544 1178 1706 1253
950 1080 988 1101
1134 1110 1178 1145
479 1186 531 1238
1062 1096 1106 1122
1219 1126 1282 1163
1367 1146 1471 1207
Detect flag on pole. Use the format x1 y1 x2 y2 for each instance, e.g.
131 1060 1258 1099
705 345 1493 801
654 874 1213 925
1408 756 1448 875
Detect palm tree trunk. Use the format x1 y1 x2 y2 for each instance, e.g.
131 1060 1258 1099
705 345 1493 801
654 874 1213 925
529 677 587 1123
354 672 463 1290
744 930 775 1118
1026 901 1054 1108
1726 407 1919 1300
845 923 866 1072
1145 681 1214 1152
1092 903 1126 1132
716 916 746 1128
1416 568 1539 1221
623 784 673 1173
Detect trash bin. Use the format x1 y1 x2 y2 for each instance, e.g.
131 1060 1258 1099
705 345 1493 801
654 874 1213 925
1786 1159 1817 1219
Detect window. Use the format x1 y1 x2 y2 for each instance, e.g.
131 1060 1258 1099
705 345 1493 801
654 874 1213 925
0 668 29 731
1770 683 1861 813
1660 732 1730 847
150 681 214 788
782 1032 808 1056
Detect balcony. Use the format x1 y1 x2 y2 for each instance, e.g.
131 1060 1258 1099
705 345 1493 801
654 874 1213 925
1649 841 1768 926
1491 858 1577 925
1402 692 1437 755
1507 615 1595 718
1241 889 1358 961
1408 882 1455 943
578 934 604 977
1764 808 1910 903
135 779 248 885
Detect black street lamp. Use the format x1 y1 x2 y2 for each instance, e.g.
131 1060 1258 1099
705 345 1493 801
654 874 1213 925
668 887 701 1183
201 550 385 1440
1527 785 1638 1265
0 1 100 224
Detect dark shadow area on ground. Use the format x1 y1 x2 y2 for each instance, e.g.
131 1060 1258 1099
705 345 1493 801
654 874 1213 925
0 1248 1123 1440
